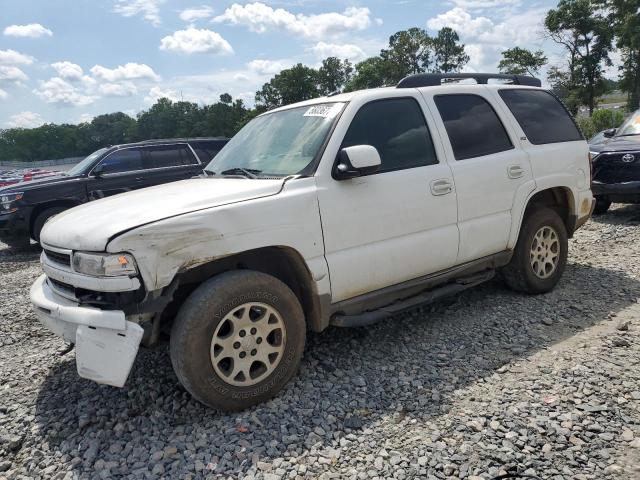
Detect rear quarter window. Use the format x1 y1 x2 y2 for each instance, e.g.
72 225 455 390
498 89 583 145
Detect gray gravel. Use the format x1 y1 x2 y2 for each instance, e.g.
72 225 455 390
1 205 640 479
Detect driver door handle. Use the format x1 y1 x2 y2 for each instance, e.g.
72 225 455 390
430 178 453 196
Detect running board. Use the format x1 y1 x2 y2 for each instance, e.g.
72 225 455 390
330 269 495 328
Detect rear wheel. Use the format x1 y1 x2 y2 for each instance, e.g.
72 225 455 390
502 207 568 294
170 270 306 411
32 206 66 243
592 196 611 215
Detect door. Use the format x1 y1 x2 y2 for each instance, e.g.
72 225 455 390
86 147 148 200
316 95 459 303
140 143 203 186
428 91 534 264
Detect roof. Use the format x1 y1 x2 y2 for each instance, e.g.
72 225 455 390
263 73 543 116
112 137 230 149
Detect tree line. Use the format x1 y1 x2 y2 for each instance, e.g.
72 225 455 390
1 0 638 162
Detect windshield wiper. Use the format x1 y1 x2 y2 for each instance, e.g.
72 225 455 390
617 133 640 137
219 167 262 179
202 170 215 177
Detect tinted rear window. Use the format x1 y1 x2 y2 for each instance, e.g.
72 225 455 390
434 94 513 160
145 144 197 168
498 89 583 144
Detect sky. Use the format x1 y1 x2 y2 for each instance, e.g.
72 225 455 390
0 0 582 129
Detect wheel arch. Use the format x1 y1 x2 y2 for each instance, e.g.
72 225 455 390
173 246 328 333
509 186 576 249
29 199 81 239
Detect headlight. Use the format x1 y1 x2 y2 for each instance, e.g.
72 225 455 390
0 192 23 213
72 252 138 277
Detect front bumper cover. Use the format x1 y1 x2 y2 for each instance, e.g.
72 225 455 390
0 211 30 241
592 181 640 202
30 274 143 387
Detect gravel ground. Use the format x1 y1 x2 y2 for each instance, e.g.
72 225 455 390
1 205 639 480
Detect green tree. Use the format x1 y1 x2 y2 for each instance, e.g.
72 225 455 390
498 47 548 76
379 27 433 83
344 57 388 91
255 63 319 110
602 0 640 110
545 0 614 115
431 27 469 73
87 112 137 147
317 57 353 95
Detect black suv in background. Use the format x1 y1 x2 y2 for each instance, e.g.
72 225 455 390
0 137 228 248
589 109 640 214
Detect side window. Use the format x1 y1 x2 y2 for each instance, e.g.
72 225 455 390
98 149 143 174
144 144 198 169
499 89 583 144
341 98 438 173
434 94 513 160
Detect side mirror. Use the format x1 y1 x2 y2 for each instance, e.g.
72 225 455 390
603 128 617 138
334 145 381 180
92 164 105 177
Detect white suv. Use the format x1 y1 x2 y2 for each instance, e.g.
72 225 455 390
30 73 594 411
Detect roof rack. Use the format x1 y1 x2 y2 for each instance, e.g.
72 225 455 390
397 73 541 88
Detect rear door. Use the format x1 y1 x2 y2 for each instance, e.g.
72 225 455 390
140 143 203 186
425 89 534 264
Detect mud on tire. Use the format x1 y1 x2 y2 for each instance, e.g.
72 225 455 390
170 270 306 411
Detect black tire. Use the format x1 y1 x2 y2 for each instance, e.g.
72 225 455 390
592 196 611 215
502 207 568 294
170 270 306 411
2 237 31 251
32 206 66 243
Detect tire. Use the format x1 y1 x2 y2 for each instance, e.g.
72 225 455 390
170 270 306 411
2 237 31 251
592 196 611 215
502 207 568 294
32 206 66 243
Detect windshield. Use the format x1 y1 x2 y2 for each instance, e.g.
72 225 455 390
617 110 640 136
205 102 345 177
67 148 109 176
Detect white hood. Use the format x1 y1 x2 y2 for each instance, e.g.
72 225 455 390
41 178 285 251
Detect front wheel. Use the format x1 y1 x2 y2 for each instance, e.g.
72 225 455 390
32 206 66 243
170 270 306 411
502 207 568 294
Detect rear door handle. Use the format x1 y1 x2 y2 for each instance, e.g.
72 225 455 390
507 165 525 179
430 178 453 196
134 177 144 181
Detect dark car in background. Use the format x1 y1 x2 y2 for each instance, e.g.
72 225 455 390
589 109 640 214
0 137 228 248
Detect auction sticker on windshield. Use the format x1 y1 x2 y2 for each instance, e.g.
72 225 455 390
303 103 344 119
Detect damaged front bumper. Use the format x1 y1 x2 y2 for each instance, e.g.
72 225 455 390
30 274 144 387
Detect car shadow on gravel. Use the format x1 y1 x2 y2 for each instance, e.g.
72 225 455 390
591 203 640 226
32 262 640 476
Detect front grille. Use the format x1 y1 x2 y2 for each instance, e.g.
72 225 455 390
48 278 76 298
593 151 640 184
44 249 71 268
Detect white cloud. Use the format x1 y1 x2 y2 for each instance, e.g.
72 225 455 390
6 111 45 128
160 28 233 55
311 42 367 62
51 61 84 80
0 66 28 84
145 86 180 103
3 23 53 38
214 3 373 40
247 59 292 75
0 88 7 100
99 81 138 97
427 7 546 72
113 0 164 26
234 73 250 82
34 77 97 106
179 6 214 22
78 113 94 124
90 62 160 82
450 0 520 9
0 49 35 66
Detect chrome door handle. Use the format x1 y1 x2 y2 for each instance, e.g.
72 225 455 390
507 165 525 179
430 178 453 196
